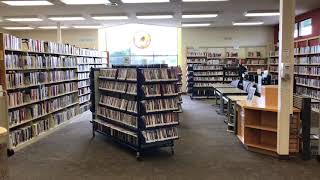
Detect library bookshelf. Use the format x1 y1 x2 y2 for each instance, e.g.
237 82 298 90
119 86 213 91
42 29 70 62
269 35 320 111
92 65 180 159
0 33 108 150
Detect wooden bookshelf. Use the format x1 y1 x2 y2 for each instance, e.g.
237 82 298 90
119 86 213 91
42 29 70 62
0 33 108 150
268 35 320 110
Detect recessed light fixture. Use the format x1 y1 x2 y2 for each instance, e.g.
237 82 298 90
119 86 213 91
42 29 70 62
182 23 211 27
38 26 69 29
73 25 102 29
182 0 229 2
233 21 264 26
60 0 110 4
5 18 43 22
182 14 218 18
245 12 280 17
136 15 173 19
92 16 129 20
3 27 34 30
122 0 169 3
1 1 53 6
48 17 85 21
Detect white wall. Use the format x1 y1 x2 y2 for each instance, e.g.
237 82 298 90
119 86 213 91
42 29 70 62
181 26 274 92
9 29 99 49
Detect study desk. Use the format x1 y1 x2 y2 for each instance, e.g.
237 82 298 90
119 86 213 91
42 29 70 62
215 88 248 114
212 83 237 105
226 95 249 133
236 98 301 156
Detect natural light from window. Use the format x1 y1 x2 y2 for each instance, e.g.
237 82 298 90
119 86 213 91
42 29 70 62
299 19 312 36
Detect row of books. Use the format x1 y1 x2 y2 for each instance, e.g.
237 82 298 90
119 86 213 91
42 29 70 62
100 69 117 79
225 72 239 76
78 80 90 88
77 57 107 64
207 59 222 65
296 77 320 88
6 70 76 89
8 94 77 126
78 65 92 72
4 34 107 57
9 118 50 147
296 86 320 100
247 67 267 72
193 65 223 71
100 81 137 94
295 56 320 64
79 87 91 96
295 45 320 54
187 51 206 57
294 66 320 75
5 54 77 70
79 94 90 104
270 66 278 72
142 127 178 143
143 98 178 112
194 83 213 87
243 59 266 64
143 112 178 127
98 106 137 128
94 121 138 145
78 72 90 80
100 95 137 113
8 82 77 107
80 104 91 114
142 68 178 81
142 84 178 96
187 58 206 64
192 89 214 97
225 77 239 81
117 69 137 80
247 51 262 58
52 107 78 126
9 107 77 147
194 72 223 76
194 77 223 81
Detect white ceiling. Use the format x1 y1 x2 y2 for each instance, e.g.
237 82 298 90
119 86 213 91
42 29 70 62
0 0 319 29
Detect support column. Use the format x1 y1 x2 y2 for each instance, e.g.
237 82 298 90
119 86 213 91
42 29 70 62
277 0 295 156
57 22 62 43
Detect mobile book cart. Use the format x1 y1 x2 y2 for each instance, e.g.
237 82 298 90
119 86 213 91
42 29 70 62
90 64 180 160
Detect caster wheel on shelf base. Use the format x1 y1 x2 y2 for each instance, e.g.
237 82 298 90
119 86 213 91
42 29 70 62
136 152 142 161
170 147 175 155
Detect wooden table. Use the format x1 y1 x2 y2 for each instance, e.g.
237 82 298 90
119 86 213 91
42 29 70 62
226 95 249 133
0 127 8 180
212 83 236 104
215 88 248 114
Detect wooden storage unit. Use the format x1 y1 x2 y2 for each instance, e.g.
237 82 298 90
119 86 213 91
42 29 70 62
237 86 301 156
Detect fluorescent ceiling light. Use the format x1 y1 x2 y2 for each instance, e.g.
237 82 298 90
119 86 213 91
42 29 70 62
233 22 264 26
48 17 85 21
245 12 280 17
182 23 211 27
182 14 218 18
60 0 110 4
122 0 169 3
1 1 53 6
136 15 173 19
92 16 129 20
3 27 34 30
5 18 43 22
73 25 102 29
182 0 229 2
38 26 69 29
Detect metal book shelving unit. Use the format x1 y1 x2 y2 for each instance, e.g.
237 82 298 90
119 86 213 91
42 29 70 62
90 64 180 160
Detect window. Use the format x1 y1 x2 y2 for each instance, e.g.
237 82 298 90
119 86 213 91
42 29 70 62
99 24 178 66
294 23 298 38
299 18 312 36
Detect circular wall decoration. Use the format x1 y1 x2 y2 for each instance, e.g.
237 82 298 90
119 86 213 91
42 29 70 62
133 31 151 49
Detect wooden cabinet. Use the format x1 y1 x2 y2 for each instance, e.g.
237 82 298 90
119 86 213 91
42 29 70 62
236 86 301 156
